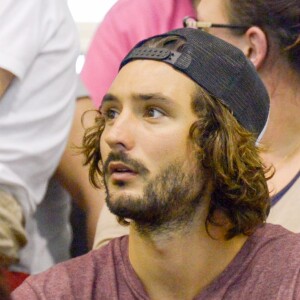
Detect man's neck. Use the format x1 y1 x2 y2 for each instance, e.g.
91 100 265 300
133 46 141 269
128 214 248 300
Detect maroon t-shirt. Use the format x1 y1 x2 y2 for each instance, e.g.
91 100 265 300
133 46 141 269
11 224 300 299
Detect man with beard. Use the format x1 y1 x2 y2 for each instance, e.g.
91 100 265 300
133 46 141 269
12 28 300 299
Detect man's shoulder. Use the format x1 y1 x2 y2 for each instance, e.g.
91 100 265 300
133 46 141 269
60 235 128 275
239 224 300 298
201 225 300 299
11 236 129 299
247 224 300 270
256 223 300 246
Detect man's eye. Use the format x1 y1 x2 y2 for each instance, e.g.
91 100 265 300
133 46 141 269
144 108 164 118
103 108 119 120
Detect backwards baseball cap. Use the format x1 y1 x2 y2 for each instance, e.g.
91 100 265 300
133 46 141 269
120 28 270 142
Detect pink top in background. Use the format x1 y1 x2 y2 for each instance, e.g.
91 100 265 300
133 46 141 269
81 0 196 108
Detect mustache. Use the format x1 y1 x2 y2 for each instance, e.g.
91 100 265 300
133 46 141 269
103 152 150 176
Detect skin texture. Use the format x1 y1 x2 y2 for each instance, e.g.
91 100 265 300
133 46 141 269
99 60 248 299
100 60 198 211
196 0 267 69
101 60 205 234
196 0 246 48
0 68 14 98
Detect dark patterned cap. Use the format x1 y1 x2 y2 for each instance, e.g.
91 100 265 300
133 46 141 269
120 28 270 141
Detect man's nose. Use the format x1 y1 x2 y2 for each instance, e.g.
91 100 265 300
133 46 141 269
104 111 136 152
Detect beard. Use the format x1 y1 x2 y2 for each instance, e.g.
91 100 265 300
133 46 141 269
103 152 206 234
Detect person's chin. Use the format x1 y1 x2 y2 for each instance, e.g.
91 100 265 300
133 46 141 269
105 189 144 220
106 187 143 202
108 175 143 191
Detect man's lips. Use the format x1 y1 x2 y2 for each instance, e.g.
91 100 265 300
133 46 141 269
108 162 137 181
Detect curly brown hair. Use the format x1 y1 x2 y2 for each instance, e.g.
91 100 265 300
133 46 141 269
190 85 270 239
81 110 105 188
81 35 271 239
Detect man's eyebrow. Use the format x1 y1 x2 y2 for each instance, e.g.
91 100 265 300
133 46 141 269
133 93 174 104
101 92 175 107
102 93 118 104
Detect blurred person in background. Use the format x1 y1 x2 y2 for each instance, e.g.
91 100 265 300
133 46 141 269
55 82 105 252
187 0 300 231
0 0 79 280
0 270 10 300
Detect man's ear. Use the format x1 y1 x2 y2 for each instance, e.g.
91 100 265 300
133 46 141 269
242 26 268 70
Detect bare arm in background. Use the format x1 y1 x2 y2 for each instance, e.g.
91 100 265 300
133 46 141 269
55 97 105 249
0 68 14 97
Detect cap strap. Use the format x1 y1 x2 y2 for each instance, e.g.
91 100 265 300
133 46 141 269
124 47 182 66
